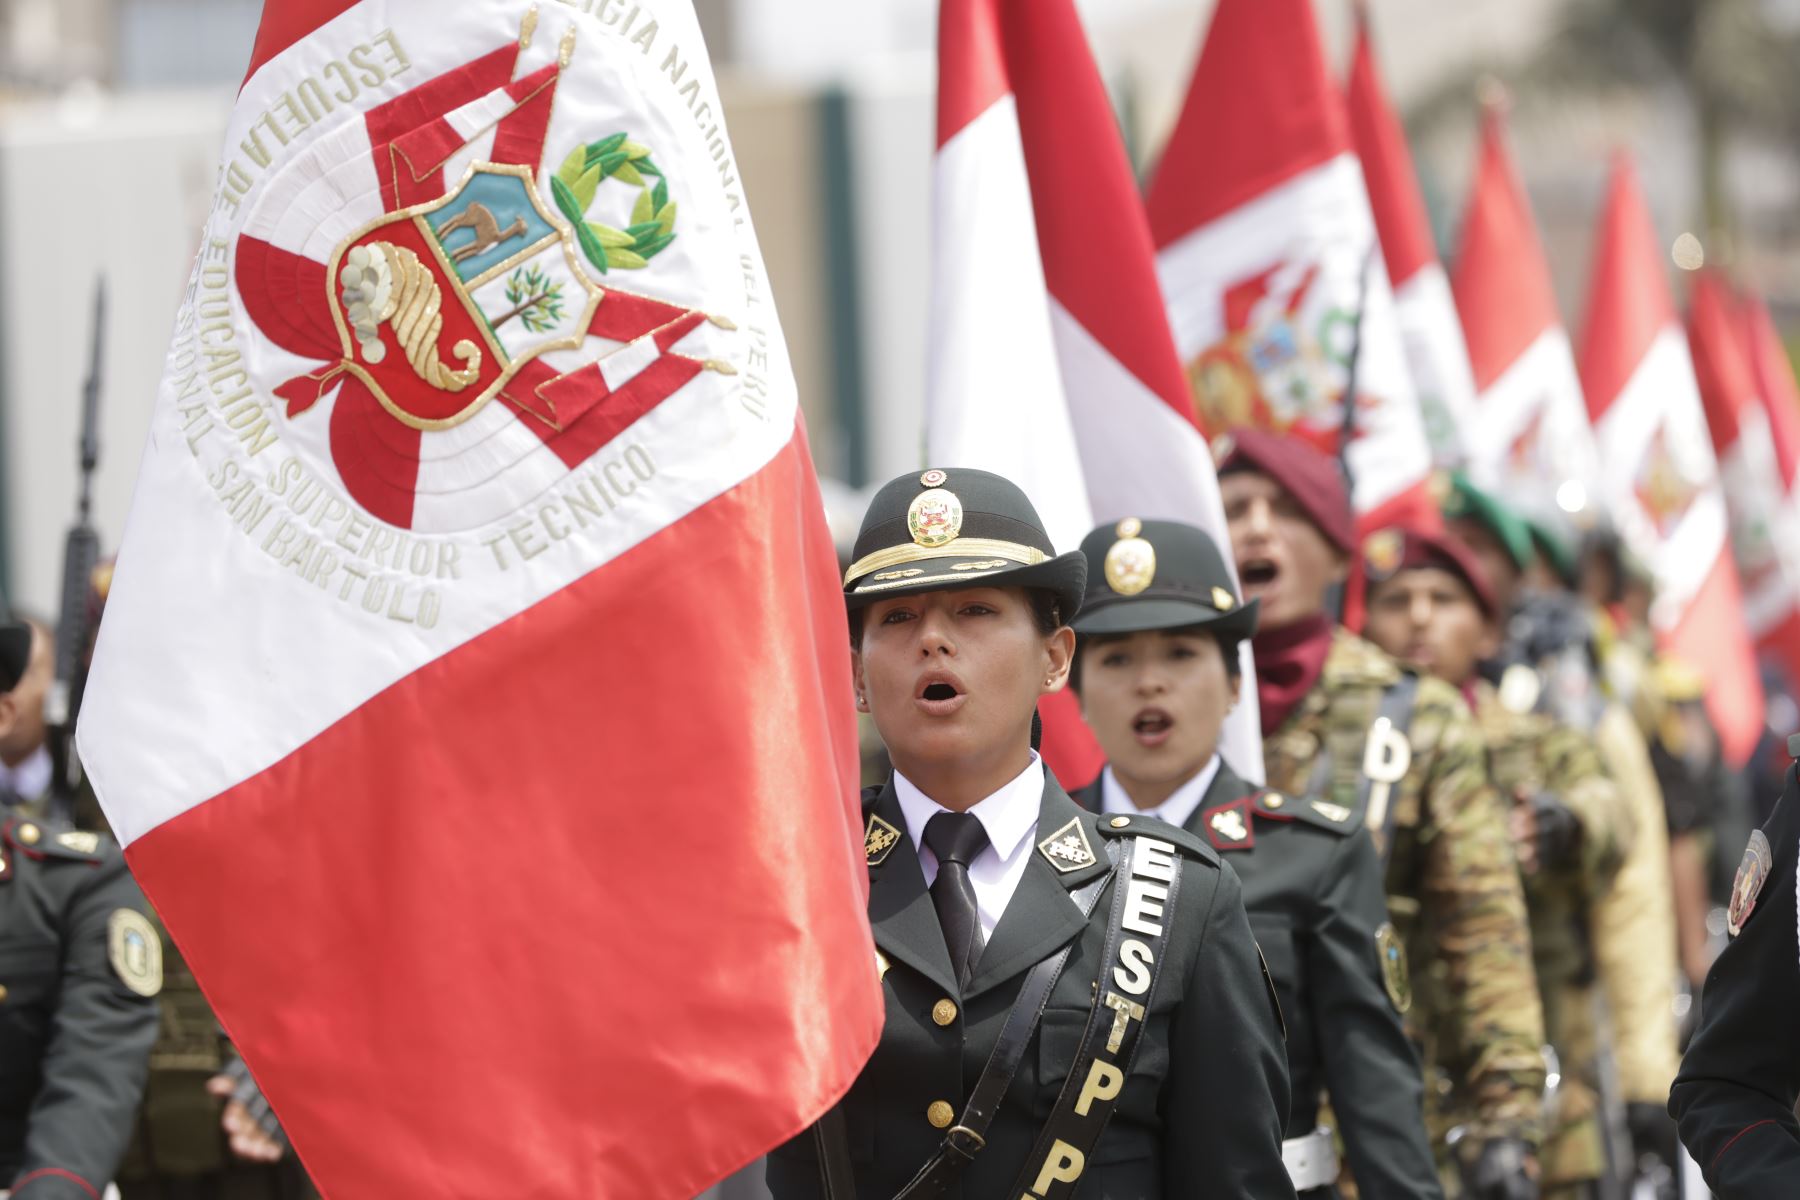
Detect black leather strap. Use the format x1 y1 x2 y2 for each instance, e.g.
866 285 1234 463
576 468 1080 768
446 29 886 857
1009 834 1184 1199
813 1103 856 1200
887 848 1120 1200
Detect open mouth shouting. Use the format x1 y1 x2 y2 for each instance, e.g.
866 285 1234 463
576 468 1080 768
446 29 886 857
1237 556 1280 597
915 670 968 716
1132 706 1175 748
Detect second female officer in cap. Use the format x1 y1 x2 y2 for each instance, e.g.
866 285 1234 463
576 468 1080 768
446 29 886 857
769 468 1293 1200
1064 517 1442 1199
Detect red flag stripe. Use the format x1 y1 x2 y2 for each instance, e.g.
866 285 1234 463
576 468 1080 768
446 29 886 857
1452 106 1562 392
936 0 1010 147
1346 13 1437 287
1146 0 1349 247
120 427 877 1200
1578 155 1678 422
999 0 1197 426
1743 291 1800 488
1689 271 1757 454
244 0 359 87
1665 549 1764 766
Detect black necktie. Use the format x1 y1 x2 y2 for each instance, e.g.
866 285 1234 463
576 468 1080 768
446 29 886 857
923 811 990 991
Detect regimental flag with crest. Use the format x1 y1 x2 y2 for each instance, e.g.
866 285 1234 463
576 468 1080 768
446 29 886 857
1738 285 1800 689
1147 0 1435 528
1453 99 1605 524
77 2 881 1196
929 0 1261 788
1346 4 1478 468
1578 154 1761 765
1690 269 1800 693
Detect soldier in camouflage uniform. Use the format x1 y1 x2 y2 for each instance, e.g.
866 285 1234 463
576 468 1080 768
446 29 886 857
1359 525 1634 1199
1217 432 1545 1200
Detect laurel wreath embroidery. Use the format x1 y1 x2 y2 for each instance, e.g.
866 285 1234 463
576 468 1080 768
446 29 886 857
549 133 677 274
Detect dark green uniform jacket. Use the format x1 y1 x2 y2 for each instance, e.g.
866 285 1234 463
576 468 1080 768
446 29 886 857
768 774 1294 1199
1670 763 1800 1196
1 816 160 1199
1077 763 1442 1200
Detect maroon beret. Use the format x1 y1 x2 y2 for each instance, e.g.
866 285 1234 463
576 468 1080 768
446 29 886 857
1361 526 1497 618
1215 428 1354 553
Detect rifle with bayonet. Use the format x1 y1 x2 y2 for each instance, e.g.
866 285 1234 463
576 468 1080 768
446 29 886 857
45 279 105 818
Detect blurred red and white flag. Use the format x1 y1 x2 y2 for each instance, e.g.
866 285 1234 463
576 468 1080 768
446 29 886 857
1691 271 1800 688
1455 102 1604 520
1578 156 1761 764
1147 0 1434 527
1346 6 1477 468
77 2 879 1195
929 0 1260 786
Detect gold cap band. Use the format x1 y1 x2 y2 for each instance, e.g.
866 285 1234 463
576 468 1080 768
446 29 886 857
844 537 1048 588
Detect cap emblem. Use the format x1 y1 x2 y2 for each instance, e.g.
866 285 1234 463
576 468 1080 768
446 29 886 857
920 468 948 487
1212 586 1236 612
1211 433 1236 465
907 488 963 548
1363 529 1403 579
1104 535 1157 596
1115 517 1143 539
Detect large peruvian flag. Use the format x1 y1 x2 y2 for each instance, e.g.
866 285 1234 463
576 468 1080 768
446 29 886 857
929 0 1260 787
1346 6 1478 468
1690 270 1800 688
1577 155 1761 764
1147 0 1434 527
1454 101 1604 518
77 2 880 1196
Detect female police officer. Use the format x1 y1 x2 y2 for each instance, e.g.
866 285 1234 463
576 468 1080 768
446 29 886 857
768 469 1292 1199
1066 518 1442 1199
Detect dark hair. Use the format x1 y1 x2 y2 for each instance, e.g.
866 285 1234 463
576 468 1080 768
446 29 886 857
850 587 1063 649
1069 626 1243 693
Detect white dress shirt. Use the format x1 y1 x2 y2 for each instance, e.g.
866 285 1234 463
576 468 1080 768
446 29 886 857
893 752 1045 940
0 744 50 805
1098 754 1222 832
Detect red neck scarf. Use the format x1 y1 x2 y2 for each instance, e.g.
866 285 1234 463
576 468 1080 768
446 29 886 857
1252 613 1334 736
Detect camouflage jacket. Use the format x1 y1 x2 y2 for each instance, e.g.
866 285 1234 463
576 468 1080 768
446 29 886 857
1263 630 1546 1145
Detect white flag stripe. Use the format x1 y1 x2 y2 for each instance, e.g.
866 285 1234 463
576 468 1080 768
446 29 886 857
1590 327 1724 622
1391 264 1479 466
927 94 1092 550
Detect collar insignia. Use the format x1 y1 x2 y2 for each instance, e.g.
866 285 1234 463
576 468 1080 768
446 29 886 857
864 814 903 866
1203 799 1255 850
1037 817 1097 873
907 488 963 548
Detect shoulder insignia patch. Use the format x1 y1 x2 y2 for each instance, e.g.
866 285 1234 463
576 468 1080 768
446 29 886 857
1203 799 1254 851
1038 818 1097 872
57 830 101 855
1727 829 1772 938
864 814 903 866
1375 922 1410 1013
1310 800 1352 825
108 908 164 998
